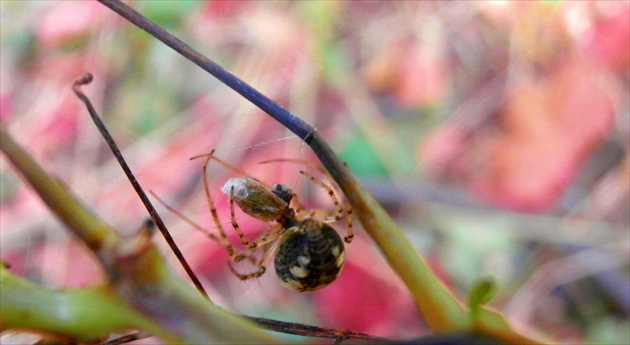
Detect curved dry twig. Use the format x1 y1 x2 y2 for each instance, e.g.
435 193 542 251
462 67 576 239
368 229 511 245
73 74 209 299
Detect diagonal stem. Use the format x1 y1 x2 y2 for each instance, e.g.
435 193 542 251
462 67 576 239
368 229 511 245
72 73 209 299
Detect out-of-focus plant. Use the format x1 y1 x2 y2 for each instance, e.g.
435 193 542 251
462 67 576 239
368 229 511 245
0 0 540 343
1 1 628 344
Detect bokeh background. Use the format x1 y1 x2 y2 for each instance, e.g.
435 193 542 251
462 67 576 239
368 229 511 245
1 1 628 344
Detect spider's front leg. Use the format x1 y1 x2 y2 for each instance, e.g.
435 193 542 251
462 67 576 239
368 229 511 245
257 158 355 243
297 170 354 244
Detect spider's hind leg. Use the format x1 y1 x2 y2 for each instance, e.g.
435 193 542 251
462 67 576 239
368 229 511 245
228 262 266 280
227 236 280 281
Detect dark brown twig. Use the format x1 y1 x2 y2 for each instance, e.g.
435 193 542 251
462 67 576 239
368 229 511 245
101 326 505 345
72 73 209 299
101 332 150 345
101 315 387 345
242 315 386 343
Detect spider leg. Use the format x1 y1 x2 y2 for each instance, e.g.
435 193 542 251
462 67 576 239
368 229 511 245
255 240 281 267
345 207 354 243
200 155 242 257
260 158 354 243
228 262 266 281
258 159 321 218
259 160 341 203
150 191 238 253
299 170 354 243
299 170 343 221
228 226 283 281
232 223 284 262
229 186 256 248
259 158 328 176
289 193 308 216
191 150 271 188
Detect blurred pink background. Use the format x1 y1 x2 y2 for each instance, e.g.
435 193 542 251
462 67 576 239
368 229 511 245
1 1 628 344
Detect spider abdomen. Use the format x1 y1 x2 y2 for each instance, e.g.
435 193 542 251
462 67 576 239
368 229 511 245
274 219 345 292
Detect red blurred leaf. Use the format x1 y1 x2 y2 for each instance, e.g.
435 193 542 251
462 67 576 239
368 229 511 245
33 240 103 288
583 5 630 72
418 124 470 178
313 242 423 336
473 57 616 211
394 48 448 108
365 40 447 108
0 92 13 121
37 2 106 49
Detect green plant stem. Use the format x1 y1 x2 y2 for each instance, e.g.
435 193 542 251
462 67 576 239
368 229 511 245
0 125 119 255
308 133 471 330
0 265 162 343
0 124 285 344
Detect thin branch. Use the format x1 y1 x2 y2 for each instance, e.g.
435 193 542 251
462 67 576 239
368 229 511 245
101 332 150 345
100 319 507 345
72 73 209 300
241 315 385 343
102 316 386 345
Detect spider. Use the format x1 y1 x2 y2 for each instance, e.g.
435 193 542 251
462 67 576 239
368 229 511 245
157 150 353 292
